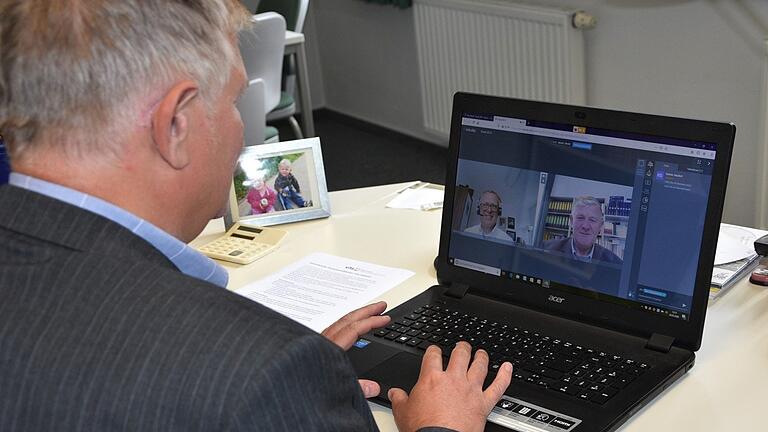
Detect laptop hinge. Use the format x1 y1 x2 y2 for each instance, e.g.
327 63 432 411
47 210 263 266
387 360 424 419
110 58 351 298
645 333 675 353
444 282 470 299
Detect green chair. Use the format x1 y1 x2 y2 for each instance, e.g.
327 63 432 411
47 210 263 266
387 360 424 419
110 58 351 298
256 0 310 140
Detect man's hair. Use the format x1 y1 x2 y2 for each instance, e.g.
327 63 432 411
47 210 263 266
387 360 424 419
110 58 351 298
480 190 502 205
572 195 603 217
0 0 250 159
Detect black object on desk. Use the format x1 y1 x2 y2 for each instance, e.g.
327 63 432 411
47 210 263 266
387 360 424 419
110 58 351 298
753 234 768 257
749 234 768 285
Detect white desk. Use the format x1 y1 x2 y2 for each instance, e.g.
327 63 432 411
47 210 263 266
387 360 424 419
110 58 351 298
284 30 315 138
193 182 768 431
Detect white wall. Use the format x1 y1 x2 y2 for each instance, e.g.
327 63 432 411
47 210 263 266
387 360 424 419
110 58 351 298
305 0 768 227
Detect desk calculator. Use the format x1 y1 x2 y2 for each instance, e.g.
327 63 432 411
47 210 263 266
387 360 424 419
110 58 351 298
198 223 287 265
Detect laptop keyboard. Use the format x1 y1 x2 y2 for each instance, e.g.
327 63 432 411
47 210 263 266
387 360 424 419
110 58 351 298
372 304 651 405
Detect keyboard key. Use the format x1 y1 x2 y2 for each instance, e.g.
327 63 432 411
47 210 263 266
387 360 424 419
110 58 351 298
556 384 580 396
536 378 555 388
598 376 615 385
587 383 603 392
546 358 577 372
417 341 433 350
613 374 634 388
540 368 563 380
590 387 618 404
406 338 422 347
395 335 410 344
586 373 601 381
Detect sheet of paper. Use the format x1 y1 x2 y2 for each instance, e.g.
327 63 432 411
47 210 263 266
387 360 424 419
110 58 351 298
714 223 768 265
236 253 414 332
386 182 444 210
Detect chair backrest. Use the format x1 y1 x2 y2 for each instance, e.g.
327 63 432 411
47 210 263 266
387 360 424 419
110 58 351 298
237 78 267 147
256 0 309 33
239 12 285 113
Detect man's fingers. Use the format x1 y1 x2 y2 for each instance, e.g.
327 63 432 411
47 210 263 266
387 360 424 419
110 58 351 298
418 344 444 379
321 302 389 346
446 341 472 375
324 315 391 350
467 349 489 385
388 387 409 408
359 379 381 398
328 301 388 330
483 362 514 411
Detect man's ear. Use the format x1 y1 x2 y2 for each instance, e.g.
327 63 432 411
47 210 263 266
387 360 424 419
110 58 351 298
151 80 200 169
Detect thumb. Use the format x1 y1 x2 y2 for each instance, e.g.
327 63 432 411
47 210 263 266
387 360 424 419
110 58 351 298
388 387 408 408
358 379 381 399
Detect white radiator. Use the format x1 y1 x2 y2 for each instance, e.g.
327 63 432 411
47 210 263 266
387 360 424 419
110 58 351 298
414 0 588 138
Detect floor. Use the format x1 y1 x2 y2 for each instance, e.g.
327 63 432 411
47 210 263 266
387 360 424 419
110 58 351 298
274 109 448 192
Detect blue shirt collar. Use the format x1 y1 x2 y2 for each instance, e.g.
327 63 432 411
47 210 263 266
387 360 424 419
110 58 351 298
9 173 229 288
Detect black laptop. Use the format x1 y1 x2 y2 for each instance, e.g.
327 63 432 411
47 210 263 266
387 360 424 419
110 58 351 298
348 93 735 432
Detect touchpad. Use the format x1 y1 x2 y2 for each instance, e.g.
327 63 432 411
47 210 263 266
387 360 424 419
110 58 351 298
365 352 423 401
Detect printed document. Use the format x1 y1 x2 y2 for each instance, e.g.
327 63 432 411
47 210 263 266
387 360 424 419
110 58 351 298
237 253 414 332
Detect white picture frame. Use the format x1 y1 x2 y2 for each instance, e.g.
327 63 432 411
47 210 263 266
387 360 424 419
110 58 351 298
225 138 331 229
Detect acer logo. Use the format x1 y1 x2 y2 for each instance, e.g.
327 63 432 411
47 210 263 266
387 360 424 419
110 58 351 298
548 295 565 304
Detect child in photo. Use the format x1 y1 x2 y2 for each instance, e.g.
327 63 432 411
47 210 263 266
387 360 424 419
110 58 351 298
247 176 276 214
274 159 310 209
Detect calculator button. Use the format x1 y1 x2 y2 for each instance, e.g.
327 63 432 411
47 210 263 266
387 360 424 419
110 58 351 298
229 250 244 256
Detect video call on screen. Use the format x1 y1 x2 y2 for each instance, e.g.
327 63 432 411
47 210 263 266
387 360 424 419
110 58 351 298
448 115 716 319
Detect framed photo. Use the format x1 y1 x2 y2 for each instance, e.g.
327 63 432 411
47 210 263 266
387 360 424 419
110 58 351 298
225 137 331 229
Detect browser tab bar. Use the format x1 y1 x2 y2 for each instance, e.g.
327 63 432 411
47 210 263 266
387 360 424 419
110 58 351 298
461 116 715 160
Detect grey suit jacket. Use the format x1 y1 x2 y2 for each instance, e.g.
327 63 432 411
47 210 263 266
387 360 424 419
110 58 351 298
0 184 378 431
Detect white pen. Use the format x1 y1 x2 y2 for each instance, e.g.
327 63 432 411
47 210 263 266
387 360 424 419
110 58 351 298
420 201 443 211
395 181 427 194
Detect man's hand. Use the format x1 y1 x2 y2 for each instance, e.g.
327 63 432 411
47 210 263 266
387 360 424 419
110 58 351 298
322 301 391 398
322 301 390 349
389 342 513 432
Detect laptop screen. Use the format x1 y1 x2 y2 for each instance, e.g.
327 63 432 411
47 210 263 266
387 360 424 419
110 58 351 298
447 113 717 322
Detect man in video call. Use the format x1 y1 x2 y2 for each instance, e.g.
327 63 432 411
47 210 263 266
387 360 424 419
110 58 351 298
544 196 623 264
0 1 512 431
464 190 511 241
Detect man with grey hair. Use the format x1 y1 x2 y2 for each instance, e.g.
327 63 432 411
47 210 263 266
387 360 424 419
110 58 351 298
544 196 623 264
0 1 511 431
464 190 511 241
